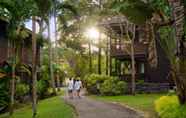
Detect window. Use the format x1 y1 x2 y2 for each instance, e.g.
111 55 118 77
140 63 145 74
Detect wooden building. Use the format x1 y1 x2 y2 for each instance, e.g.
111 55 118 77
99 16 173 91
0 18 41 80
0 18 41 66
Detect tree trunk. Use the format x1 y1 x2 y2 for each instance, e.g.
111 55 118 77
98 32 101 74
48 18 56 95
106 36 109 75
32 16 37 118
131 33 136 95
9 48 15 115
56 73 61 91
126 23 136 95
88 42 92 73
98 0 103 75
54 3 60 92
9 40 17 115
168 0 186 104
172 61 186 105
176 57 186 105
9 68 15 115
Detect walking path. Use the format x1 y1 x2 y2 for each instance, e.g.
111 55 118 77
63 96 144 118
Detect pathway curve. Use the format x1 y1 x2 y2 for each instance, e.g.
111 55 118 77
63 96 143 118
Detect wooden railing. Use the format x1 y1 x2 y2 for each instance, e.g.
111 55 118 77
110 42 148 57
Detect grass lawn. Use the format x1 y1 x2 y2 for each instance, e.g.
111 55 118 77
92 93 165 118
0 95 74 118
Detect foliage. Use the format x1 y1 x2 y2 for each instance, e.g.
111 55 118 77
0 77 10 112
100 77 127 96
158 27 177 65
83 74 107 94
37 80 50 99
0 65 11 112
84 74 126 95
155 96 186 118
15 83 29 102
111 0 153 25
0 96 74 118
136 80 145 85
111 0 171 25
63 48 88 78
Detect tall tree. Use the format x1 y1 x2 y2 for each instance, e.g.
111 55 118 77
31 16 37 118
47 18 57 95
167 0 186 105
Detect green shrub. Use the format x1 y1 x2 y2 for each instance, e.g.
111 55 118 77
16 83 29 97
155 95 186 118
115 81 127 95
84 74 127 95
84 74 108 94
37 80 50 98
136 80 145 85
0 77 10 111
100 77 127 96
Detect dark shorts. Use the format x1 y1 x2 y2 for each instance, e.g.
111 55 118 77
68 89 73 93
76 89 80 92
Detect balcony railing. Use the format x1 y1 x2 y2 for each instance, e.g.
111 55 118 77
110 42 148 58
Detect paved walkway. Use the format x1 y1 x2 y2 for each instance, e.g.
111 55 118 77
63 96 143 118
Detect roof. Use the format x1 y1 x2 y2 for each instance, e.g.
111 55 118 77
98 16 134 36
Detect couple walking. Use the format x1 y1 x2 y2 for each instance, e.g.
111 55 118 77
67 78 82 99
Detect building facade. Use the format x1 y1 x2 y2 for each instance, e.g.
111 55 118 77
99 16 173 92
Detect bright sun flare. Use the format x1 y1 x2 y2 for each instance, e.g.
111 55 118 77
85 27 99 39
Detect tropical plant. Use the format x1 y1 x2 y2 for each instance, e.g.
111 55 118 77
100 77 127 96
0 0 36 115
15 83 29 103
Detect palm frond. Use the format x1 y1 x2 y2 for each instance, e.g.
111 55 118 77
57 3 79 19
16 63 31 76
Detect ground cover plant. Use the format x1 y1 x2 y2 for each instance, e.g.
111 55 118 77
155 95 186 118
0 95 75 118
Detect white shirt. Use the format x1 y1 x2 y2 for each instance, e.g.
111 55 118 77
74 81 82 90
67 80 74 90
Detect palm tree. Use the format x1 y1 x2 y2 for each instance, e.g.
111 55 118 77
47 18 57 95
53 0 61 91
33 0 54 115
36 0 57 95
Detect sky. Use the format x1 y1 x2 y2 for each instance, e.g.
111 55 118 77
25 17 56 42
25 17 100 52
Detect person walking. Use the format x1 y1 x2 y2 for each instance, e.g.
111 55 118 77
74 79 82 98
67 78 74 99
